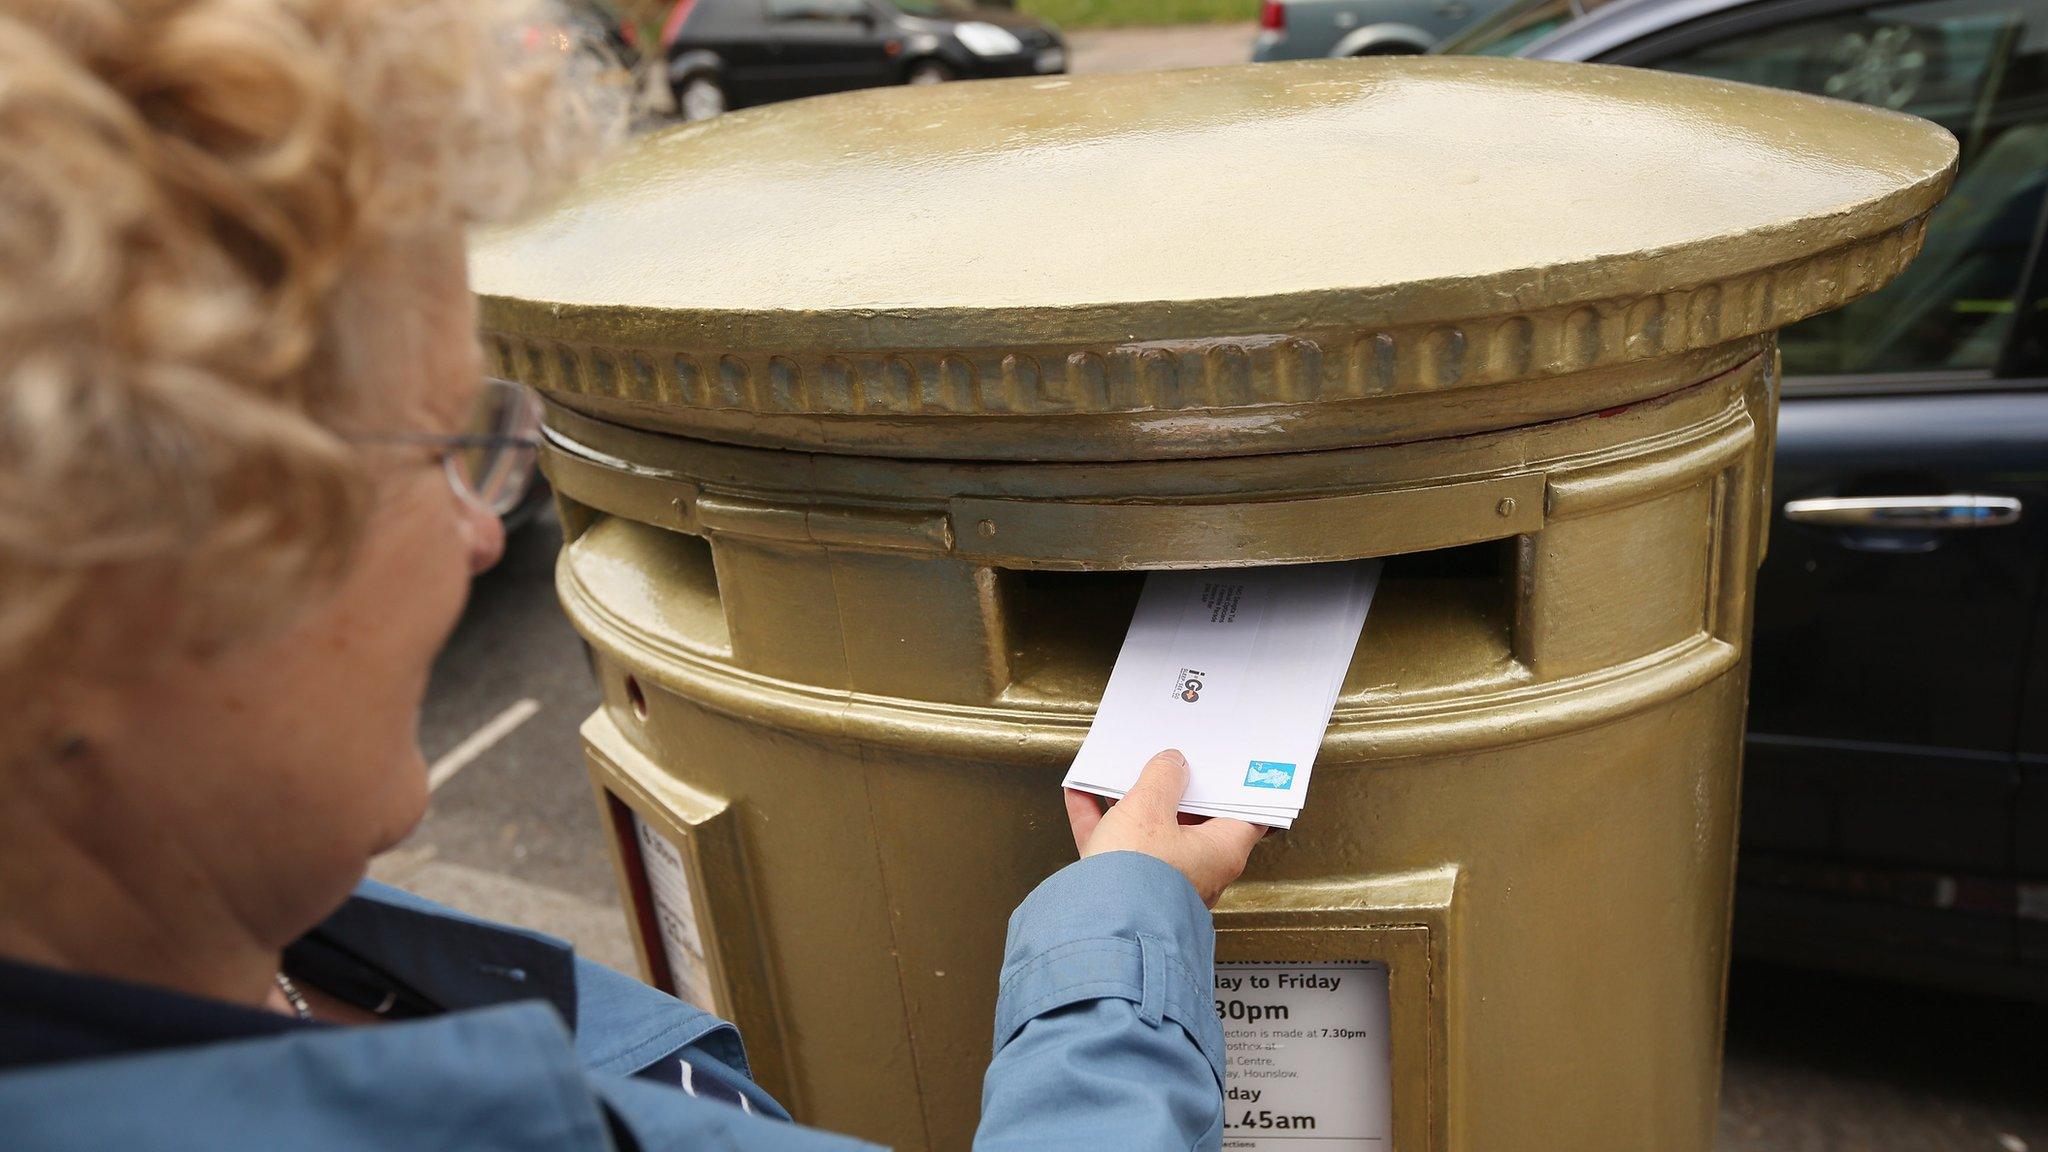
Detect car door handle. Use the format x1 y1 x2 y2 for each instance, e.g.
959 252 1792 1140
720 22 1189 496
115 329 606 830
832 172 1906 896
1782 494 2022 530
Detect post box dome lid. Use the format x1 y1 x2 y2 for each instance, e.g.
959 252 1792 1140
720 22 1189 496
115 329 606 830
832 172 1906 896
474 57 1954 456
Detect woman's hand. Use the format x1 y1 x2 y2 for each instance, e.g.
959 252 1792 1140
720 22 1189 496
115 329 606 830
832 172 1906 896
1063 749 1266 908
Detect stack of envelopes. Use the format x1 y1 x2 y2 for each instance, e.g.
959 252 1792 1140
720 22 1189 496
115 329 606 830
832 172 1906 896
1063 560 1383 830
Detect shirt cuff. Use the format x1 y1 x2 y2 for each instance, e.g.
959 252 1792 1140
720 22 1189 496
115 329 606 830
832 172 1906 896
991 852 1224 1084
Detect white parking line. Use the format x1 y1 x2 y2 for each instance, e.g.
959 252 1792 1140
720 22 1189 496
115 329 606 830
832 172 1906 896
428 698 542 792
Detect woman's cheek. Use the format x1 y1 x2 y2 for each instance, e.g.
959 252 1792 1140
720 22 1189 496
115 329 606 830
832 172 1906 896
384 477 484 653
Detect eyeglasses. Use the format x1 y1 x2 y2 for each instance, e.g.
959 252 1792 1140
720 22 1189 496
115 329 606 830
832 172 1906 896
349 378 544 517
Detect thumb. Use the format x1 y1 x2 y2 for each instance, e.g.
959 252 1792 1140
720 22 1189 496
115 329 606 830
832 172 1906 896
1119 749 1191 821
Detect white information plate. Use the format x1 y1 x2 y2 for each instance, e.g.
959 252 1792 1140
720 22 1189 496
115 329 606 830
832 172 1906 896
1218 961 1393 1149
633 811 717 1011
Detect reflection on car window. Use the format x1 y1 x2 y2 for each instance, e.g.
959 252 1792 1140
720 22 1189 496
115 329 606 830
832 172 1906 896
1653 0 2048 377
1443 0 1578 55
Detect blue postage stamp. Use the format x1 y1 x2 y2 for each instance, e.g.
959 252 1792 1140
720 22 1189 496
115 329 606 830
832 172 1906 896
1244 761 1296 789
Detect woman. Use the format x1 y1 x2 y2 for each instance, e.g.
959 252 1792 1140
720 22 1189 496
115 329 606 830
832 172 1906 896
0 1 1265 1148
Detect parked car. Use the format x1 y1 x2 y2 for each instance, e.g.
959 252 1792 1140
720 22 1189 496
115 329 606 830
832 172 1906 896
1443 0 2048 999
656 0 1066 120
1251 0 1519 61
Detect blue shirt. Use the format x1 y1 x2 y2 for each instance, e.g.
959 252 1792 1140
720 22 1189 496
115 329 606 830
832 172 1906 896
0 851 1226 1150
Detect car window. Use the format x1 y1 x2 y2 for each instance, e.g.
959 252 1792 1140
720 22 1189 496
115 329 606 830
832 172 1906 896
1443 0 1581 54
1649 0 2048 378
682 0 764 34
766 0 867 20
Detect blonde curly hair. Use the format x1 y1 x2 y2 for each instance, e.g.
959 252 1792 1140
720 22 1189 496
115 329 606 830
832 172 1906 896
0 0 616 737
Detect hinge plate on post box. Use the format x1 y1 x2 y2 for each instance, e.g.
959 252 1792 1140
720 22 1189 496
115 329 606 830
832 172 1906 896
695 493 956 553
951 474 1544 569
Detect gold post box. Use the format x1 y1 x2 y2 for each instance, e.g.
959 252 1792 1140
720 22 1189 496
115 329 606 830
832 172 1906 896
472 58 1954 1152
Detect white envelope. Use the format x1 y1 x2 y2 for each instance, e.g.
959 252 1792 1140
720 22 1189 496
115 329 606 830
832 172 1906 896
1063 560 1382 824
1086 789 1298 829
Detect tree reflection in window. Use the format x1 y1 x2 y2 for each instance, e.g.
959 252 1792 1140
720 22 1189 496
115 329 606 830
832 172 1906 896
1655 0 2046 378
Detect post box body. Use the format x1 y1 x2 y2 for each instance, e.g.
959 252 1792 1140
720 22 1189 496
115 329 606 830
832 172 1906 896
473 58 1955 1152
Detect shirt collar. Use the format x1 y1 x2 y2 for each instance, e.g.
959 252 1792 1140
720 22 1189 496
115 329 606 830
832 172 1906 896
0 880 579 1072
298 880 579 1031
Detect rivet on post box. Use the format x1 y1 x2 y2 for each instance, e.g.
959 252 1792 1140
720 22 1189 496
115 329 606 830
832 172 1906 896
471 58 1955 1152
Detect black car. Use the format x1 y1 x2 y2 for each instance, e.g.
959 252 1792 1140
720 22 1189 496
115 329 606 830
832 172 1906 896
656 0 1067 120
1444 0 2048 998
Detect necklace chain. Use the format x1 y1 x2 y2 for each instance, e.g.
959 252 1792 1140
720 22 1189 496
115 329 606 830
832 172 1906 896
274 971 313 1021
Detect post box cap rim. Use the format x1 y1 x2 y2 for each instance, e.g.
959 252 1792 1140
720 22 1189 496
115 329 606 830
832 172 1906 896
473 56 1956 429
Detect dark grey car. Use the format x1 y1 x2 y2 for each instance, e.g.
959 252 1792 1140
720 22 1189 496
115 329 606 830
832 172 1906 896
1444 0 2048 999
659 0 1065 121
1250 0 1519 59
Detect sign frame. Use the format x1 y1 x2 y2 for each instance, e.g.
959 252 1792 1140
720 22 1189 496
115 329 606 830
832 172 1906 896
583 709 802 1112
1213 867 1455 1152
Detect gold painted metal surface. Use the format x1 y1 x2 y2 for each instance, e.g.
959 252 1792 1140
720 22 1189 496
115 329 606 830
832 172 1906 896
473 57 1954 459
549 351 1769 1149
487 56 1956 1152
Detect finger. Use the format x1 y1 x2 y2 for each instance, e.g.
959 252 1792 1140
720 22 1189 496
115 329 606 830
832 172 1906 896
1064 788 1106 854
1190 817 1267 860
1119 749 1191 823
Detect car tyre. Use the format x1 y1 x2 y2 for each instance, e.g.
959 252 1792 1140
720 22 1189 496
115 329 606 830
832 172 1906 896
906 59 952 85
1351 42 1422 56
677 73 727 121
